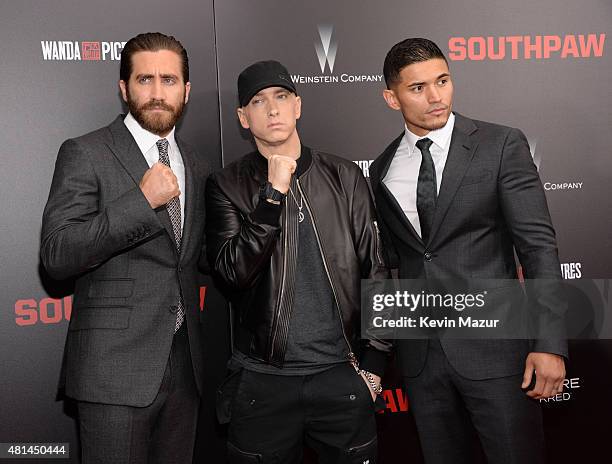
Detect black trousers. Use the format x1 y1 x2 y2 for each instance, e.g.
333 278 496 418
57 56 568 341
405 340 545 464
225 362 377 463
77 324 200 464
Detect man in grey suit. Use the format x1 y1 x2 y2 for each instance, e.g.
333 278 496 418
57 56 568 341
41 32 208 463
369 38 566 463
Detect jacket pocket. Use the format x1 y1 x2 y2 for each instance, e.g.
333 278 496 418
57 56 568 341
216 368 244 424
459 170 493 187
227 441 262 462
87 278 134 298
346 435 378 463
69 306 132 330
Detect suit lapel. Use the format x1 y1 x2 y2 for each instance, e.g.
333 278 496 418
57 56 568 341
428 114 478 244
106 115 177 253
373 133 424 249
106 115 149 184
176 137 197 263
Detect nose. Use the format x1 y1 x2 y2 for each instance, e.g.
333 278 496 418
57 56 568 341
267 100 279 117
426 85 442 103
151 78 164 100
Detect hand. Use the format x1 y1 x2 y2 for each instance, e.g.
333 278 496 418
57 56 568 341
140 162 180 209
359 371 381 402
522 352 565 399
268 155 296 194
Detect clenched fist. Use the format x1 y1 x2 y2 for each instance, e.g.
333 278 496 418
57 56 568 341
139 162 180 209
268 155 297 194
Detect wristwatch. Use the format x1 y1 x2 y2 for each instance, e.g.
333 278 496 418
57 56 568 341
259 182 285 205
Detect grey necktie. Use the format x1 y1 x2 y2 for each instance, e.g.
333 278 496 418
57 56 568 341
156 138 184 332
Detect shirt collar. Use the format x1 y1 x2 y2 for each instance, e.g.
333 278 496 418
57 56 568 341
124 112 177 156
402 112 455 154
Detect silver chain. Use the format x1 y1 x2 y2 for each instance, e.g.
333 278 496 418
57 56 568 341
288 187 304 223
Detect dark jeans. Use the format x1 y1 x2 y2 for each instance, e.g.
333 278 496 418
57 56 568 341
222 362 377 463
77 324 200 464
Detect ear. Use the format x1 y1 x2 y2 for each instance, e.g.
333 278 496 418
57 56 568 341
294 95 302 120
184 82 191 104
383 88 401 111
119 80 128 103
237 107 250 129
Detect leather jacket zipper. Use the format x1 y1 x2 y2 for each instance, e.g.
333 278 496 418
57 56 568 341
269 197 289 359
297 179 354 358
373 220 384 266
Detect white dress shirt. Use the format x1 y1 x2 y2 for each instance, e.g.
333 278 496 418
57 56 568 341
383 112 455 237
124 112 185 229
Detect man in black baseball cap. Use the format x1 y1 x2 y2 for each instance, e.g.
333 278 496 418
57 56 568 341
206 59 391 463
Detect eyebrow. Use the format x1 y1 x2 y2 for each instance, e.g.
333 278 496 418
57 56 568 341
134 73 179 80
407 73 450 87
253 88 290 98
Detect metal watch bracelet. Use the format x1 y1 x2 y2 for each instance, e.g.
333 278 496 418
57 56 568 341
361 369 383 395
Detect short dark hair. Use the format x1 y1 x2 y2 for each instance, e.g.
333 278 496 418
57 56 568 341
120 32 189 83
383 38 447 88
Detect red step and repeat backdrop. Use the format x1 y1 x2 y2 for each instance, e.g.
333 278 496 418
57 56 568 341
1 0 610 462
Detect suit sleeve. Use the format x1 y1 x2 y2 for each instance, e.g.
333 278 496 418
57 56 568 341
347 165 393 377
498 127 568 358
205 173 282 290
40 138 164 280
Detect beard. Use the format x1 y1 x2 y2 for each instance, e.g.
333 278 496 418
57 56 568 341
127 90 185 136
425 117 449 131
419 106 451 132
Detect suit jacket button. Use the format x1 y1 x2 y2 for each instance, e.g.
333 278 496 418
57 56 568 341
424 252 432 261
169 305 178 314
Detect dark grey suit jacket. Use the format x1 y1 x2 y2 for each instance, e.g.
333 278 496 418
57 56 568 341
41 115 208 406
370 112 567 380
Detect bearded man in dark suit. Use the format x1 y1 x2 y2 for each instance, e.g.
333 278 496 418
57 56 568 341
41 32 208 464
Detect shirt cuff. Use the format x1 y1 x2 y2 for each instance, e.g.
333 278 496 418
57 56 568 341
249 198 283 227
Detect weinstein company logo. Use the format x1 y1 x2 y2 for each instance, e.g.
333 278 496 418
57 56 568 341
315 24 337 73
529 138 584 192
291 25 383 85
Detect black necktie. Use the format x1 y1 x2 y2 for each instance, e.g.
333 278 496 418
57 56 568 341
156 138 184 332
416 138 437 243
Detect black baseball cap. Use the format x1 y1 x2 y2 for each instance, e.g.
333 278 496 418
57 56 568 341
237 60 297 107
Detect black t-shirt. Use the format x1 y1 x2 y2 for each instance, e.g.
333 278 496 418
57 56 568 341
231 196 348 376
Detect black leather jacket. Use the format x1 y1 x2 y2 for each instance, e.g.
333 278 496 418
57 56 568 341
206 146 391 375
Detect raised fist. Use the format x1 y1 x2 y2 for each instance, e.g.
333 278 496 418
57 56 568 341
268 155 297 194
139 162 180 209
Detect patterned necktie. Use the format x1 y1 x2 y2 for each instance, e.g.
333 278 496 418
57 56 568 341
156 138 184 332
416 138 437 243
